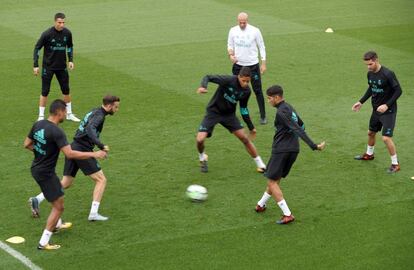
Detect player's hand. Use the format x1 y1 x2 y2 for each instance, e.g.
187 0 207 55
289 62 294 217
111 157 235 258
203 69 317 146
103 145 110 152
68 62 74 70
197 87 208 94
317 141 326 151
352 102 362 112
33 67 39 76
94 150 108 159
376 104 388 113
229 55 238 64
260 63 267 74
248 129 257 141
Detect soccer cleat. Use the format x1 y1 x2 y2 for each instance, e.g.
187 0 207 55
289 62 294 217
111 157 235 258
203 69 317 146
66 113 81 122
37 116 44 121
54 222 72 233
387 164 400 174
200 154 208 173
256 167 266 173
354 153 374 160
28 197 40 218
276 214 295 225
88 213 109 221
37 243 61 250
260 117 267 125
255 204 266 213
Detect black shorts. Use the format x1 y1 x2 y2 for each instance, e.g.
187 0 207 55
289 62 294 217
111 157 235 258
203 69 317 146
31 169 64 202
264 152 298 180
63 143 101 177
41 68 70 96
198 112 243 137
369 111 397 137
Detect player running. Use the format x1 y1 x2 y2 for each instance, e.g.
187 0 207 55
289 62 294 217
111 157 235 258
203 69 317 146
255 85 325 224
352 51 402 173
196 67 266 173
29 95 120 221
24 99 107 250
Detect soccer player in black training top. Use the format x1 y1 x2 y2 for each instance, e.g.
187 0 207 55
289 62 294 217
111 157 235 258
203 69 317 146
352 51 402 173
196 67 266 173
24 99 107 250
29 95 120 222
255 85 325 224
33 12 80 122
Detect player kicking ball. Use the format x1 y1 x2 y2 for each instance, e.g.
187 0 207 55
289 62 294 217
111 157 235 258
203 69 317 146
29 95 120 222
196 67 266 173
255 85 325 224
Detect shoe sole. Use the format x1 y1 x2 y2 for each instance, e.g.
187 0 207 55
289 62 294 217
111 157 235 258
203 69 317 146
354 155 374 160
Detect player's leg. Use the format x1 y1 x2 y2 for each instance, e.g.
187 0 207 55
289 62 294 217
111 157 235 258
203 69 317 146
36 173 68 250
38 68 53 121
196 114 218 172
381 113 399 173
355 112 380 160
250 64 266 124
232 63 242 76
87 170 109 221
56 69 80 122
28 158 78 217
232 128 266 172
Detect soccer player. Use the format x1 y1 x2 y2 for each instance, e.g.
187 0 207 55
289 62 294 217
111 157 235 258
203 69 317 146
196 67 266 173
352 51 402 173
24 99 107 250
33 12 80 122
227 12 267 124
29 95 120 221
255 85 325 224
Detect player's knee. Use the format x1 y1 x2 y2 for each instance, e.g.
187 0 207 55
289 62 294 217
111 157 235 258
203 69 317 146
382 136 392 143
196 136 205 146
368 130 376 137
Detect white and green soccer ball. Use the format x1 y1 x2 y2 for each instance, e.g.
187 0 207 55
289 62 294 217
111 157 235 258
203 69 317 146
186 184 208 202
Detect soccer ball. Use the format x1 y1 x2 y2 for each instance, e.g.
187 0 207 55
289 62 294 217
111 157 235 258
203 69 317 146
186 184 208 202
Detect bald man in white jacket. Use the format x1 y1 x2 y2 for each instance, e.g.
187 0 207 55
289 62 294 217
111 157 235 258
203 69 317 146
228 12 267 124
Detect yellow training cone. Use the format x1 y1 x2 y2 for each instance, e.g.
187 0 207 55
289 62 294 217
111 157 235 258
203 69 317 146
5 236 25 244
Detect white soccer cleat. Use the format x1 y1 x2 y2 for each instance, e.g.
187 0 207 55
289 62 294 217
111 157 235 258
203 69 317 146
37 116 44 121
88 213 109 221
66 113 80 122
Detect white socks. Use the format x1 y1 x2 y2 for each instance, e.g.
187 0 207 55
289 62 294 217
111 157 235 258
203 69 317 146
90 201 100 216
36 193 45 204
39 229 52 246
56 218 62 228
277 199 292 216
66 102 72 114
39 107 45 117
199 152 207 161
391 154 398 165
257 192 271 207
254 156 266 169
366 145 374 155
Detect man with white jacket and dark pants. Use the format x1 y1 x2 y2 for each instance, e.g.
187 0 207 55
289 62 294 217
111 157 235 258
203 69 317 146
227 12 267 124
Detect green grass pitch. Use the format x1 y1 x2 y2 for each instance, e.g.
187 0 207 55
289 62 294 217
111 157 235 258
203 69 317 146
0 0 413 269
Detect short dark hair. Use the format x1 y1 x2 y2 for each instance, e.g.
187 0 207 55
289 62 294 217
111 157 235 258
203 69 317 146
103 95 120 105
49 99 66 114
238 66 251 78
266 85 284 97
363 51 378 61
54 13 65 20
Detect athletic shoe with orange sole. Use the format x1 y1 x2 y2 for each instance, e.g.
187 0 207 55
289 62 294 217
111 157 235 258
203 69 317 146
354 153 374 160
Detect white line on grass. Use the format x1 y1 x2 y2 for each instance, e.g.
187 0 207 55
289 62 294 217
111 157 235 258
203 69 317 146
0 241 42 270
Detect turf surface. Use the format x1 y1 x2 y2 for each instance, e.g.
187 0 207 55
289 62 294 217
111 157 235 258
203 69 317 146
0 0 413 269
